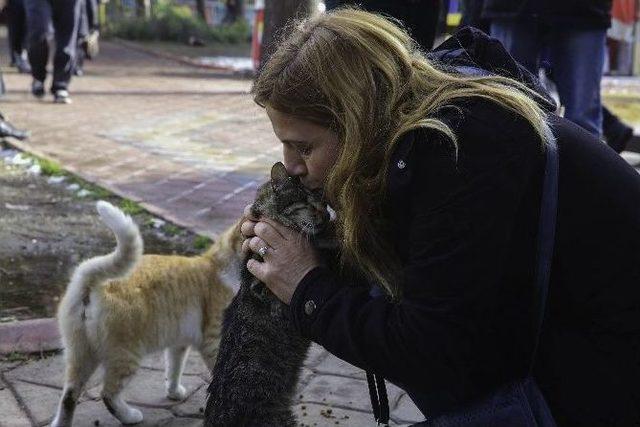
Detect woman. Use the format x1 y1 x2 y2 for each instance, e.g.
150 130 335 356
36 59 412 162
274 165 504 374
240 9 640 426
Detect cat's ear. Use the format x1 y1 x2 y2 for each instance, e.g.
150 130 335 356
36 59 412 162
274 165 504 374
270 162 290 191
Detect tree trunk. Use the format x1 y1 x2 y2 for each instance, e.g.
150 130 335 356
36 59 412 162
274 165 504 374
224 0 245 23
135 0 150 18
259 0 316 68
196 0 209 23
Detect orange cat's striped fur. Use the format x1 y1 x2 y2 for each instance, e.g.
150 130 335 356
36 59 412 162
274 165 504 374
51 201 242 427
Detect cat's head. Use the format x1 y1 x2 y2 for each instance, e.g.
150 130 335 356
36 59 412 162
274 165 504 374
252 162 330 236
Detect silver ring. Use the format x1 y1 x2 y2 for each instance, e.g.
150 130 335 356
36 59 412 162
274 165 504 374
257 246 268 257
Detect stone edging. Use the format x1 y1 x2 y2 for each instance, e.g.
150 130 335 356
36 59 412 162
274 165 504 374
0 318 61 355
111 38 254 78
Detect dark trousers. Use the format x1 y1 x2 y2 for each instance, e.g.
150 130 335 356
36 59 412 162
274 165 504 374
7 0 28 63
24 0 82 91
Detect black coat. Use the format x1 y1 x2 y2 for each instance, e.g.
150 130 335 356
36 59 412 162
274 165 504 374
482 0 613 29
288 29 640 426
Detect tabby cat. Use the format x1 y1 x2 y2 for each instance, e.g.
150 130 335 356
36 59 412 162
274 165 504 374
204 162 334 426
51 202 242 427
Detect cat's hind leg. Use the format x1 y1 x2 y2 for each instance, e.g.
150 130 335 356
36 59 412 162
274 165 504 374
165 346 189 400
50 344 99 427
101 353 143 425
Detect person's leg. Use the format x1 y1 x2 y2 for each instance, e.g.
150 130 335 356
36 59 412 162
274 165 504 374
7 0 21 64
51 0 82 94
24 0 52 86
489 18 543 75
86 0 99 30
549 28 606 137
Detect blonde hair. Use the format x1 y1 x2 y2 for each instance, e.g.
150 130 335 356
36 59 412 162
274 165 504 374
252 8 553 299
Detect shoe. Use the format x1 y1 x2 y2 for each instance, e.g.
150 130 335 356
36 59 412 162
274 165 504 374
84 30 100 59
0 117 29 140
15 57 31 74
74 67 84 77
53 89 72 104
31 80 45 99
606 124 633 154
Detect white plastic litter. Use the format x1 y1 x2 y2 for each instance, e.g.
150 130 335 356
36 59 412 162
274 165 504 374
47 176 66 184
150 218 166 228
10 153 32 166
76 189 93 198
27 164 41 175
66 183 80 191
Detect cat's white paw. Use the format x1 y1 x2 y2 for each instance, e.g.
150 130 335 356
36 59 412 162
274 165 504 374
120 407 144 424
167 384 187 401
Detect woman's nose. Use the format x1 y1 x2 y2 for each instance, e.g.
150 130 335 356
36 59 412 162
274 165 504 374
283 146 307 177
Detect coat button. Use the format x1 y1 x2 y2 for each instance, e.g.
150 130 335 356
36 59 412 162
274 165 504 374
304 300 317 316
397 160 406 169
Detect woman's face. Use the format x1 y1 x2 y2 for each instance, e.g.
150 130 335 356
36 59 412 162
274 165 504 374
266 106 340 190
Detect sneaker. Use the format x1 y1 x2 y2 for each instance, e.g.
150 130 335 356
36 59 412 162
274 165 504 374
31 80 45 99
15 56 31 74
53 89 72 104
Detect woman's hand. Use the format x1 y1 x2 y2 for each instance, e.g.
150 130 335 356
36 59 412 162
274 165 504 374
240 205 321 304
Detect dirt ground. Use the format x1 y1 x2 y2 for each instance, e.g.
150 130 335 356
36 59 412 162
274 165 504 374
0 146 206 322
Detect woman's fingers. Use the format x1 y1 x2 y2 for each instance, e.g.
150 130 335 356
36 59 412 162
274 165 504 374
248 236 272 255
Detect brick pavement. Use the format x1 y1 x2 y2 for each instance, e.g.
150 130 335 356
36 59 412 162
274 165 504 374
0 40 424 426
0 344 424 427
1 40 276 238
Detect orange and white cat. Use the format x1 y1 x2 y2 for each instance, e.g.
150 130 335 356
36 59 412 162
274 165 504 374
51 201 242 427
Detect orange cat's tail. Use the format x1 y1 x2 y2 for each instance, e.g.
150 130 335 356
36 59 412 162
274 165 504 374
60 201 143 313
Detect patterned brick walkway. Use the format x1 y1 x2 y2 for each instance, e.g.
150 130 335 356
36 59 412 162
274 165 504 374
1 40 278 238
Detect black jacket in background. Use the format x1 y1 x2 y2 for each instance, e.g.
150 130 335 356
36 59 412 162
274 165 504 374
482 0 613 29
287 28 640 426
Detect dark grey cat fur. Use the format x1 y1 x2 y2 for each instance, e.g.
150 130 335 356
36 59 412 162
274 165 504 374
204 162 333 427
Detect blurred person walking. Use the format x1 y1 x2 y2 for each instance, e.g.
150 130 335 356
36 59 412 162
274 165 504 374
483 0 612 138
325 0 441 50
7 0 30 73
74 0 100 76
24 0 82 104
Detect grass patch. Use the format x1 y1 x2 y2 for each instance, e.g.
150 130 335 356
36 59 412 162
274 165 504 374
120 199 144 215
194 235 212 250
163 223 181 236
37 158 63 176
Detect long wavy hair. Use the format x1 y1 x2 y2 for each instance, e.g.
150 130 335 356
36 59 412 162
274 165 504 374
252 8 552 299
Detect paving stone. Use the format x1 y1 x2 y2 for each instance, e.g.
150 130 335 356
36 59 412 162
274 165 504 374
171 383 207 418
5 354 66 389
69 399 175 427
312 352 366 380
0 318 61 354
299 375 402 413
139 350 209 376
85 368 205 409
11 380 67 425
159 418 204 426
391 393 426 425
303 343 329 369
0 388 31 427
293 402 374 427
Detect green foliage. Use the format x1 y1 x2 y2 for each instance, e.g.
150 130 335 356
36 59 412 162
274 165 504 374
37 158 63 176
194 235 212 250
163 223 181 236
120 199 144 215
107 1 250 44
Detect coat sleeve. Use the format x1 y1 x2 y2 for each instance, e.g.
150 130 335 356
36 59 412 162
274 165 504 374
289 112 545 407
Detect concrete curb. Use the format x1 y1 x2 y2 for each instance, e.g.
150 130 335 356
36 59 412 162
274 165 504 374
0 318 61 355
111 38 254 78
